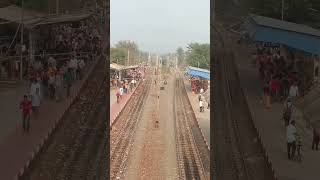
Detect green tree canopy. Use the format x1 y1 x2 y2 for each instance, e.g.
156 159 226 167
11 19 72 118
244 0 318 24
176 47 184 66
111 40 147 65
185 43 210 70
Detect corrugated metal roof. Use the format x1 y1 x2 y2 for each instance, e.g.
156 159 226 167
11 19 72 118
188 66 210 73
0 5 44 26
35 13 92 26
187 66 210 80
250 14 320 37
110 63 124 71
122 65 138 70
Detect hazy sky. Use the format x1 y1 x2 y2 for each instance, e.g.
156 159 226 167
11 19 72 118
110 0 209 54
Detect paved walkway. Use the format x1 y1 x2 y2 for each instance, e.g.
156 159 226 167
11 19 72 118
228 33 320 180
110 89 117 106
183 78 210 148
0 60 98 180
0 83 28 142
110 70 147 127
110 86 139 127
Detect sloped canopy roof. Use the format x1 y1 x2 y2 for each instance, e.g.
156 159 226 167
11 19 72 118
187 66 210 80
247 14 320 55
110 63 125 71
0 5 92 28
250 14 320 37
0 5 44 27
122 65 138 70
34 13 92 26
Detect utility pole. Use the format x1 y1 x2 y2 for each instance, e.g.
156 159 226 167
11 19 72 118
138 51 141 64
20 0 24 80
127 49 130 66
281 0 284 20
56 0 59 15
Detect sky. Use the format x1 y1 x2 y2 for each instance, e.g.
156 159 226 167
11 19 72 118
110 0 210 54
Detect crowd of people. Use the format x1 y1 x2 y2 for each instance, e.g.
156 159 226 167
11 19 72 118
255 43 320 161
255 44 300 108
17 16 102 133
114 67 145 104
47 19 101 55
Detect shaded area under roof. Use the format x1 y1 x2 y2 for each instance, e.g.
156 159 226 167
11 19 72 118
249 14 320 37
187 66 210 80
246 14 320 55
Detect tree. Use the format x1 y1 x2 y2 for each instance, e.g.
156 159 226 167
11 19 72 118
111 40 148 65
185 43 210 70
245 0 315 24
114 40 139 65
176 47 184 66
110 47 126 64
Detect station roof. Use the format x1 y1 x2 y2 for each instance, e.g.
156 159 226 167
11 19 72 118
110 63 125 71
110 63 140 71
122 65 138 70
246 14 320 55
0 5 44 27
187 66 210 80
0 5 93 28
34 13 92 26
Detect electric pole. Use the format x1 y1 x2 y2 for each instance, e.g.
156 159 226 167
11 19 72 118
127 49 130 66
20 0 24 80
56 0 59 15
281 0 284 20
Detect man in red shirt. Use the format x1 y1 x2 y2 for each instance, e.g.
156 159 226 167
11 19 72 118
20 95 32 132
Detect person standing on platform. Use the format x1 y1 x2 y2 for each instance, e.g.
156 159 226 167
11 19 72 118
289 82 299 104
312 127 320 150
119 86 123 99
64 68 72 97
116 91 120 103
287 121 297 160
55 68 64 102
200 88 204 94
283 98 292 126
20 95 32 132
263 81 271 108
199 99 204 112
32 87 41 119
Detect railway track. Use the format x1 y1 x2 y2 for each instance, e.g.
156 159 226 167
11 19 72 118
21 58 107 180
173 75 210 180
213 1 276 179
110 76 152 180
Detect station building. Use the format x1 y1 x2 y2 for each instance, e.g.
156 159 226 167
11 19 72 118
245 14 320 94
186 66 210 94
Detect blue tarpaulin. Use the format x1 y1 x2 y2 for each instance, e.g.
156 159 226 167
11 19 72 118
187 66 210 80
246 14 320 55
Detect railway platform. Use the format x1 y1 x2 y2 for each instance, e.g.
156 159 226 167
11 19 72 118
110 70 147 127
183 77 210 148
0 60 99 180
231 35 320 180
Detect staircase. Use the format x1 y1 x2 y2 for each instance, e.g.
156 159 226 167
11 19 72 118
0 80 18 90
